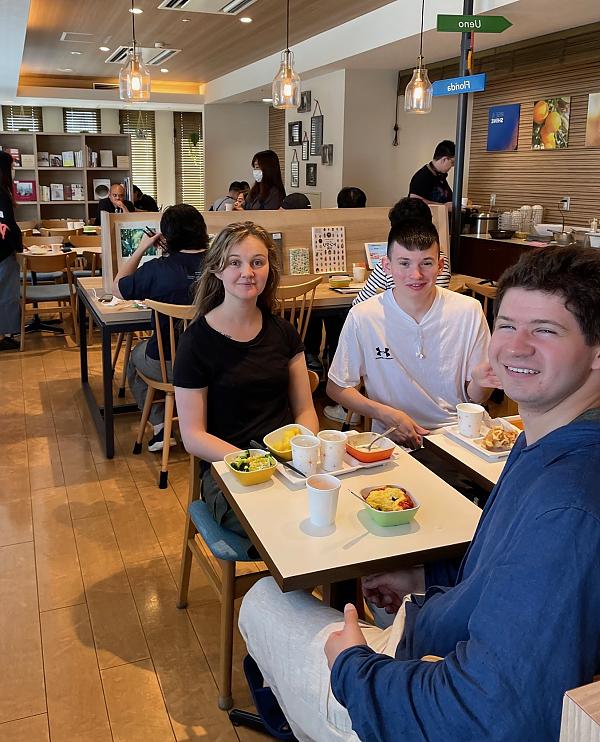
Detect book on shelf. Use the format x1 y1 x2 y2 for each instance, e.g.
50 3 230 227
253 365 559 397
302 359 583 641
62 151 75 167
3 148 20 166
49 154 63 167
37 151 50 167
86 146 99 167
63 184 72 201
116 155 130 169
99 149 113 167
13 180 36 202
40 185 51 202
74 150 83 168
71 183 84 201
50 183 64 201
20 154 36 168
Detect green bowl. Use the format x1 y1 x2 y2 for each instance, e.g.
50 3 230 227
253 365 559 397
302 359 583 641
360 486 419 527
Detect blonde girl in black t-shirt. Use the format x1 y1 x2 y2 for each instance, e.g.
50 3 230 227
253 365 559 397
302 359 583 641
174 221 319 538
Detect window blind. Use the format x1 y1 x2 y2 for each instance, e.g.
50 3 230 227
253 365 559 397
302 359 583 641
1 105 42 132
63 108 100 133
174 111 205 210
268 107 286 180
119 110 157 199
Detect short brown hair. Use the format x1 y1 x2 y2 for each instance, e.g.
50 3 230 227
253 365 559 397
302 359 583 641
387 219 439 258
495 244 600 346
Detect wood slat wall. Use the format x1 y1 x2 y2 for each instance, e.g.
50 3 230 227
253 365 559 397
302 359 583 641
467 27 600 228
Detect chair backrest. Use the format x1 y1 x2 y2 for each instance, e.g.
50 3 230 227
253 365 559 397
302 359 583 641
145 299 196 384
40 227 83 239
307 369 320 394
464 278 497 321
276 275 322 342
17 220 38 230
18 252 78 297
40 219 68 228
81 250 102 276
23 235 65 247
70 234 101 248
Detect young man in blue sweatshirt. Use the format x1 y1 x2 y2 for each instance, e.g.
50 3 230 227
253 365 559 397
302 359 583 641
239 244 600 741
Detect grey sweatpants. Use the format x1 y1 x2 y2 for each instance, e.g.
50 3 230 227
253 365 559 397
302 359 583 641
126 339 172 426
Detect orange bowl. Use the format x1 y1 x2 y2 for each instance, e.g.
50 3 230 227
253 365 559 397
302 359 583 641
345 432 395 463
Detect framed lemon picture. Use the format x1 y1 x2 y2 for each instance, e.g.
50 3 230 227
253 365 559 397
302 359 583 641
531 97 570 150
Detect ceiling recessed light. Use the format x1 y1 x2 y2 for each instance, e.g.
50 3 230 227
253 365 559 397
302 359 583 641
99 46 110 52
240 16 252 23
160 68 169 73
181 17 190 22
129 7 143 13
70 51 82 55
58 68 73 72
262 98 273 103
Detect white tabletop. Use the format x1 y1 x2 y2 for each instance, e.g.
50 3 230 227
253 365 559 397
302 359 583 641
211 451 481 592
424 432 505 491
77 276 152 325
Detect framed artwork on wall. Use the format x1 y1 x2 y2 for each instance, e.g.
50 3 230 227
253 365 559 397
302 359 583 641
290 150 300 188
288 121 302 146
321 144 334 165
310 100 324 156
531 97 570 150
306 162 317 187
297 90 312 113
301 132 309 160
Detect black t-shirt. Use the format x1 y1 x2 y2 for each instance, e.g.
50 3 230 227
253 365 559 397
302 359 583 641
0 192 23 263
118 251 204 359
409 163 453 204
135 193 159 212
173 312 304 450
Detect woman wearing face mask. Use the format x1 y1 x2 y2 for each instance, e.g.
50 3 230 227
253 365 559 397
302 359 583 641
0 151 23 351
244 150 286 210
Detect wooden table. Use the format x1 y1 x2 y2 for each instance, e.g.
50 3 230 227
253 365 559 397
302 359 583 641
211 451 481 593
424 432 505 493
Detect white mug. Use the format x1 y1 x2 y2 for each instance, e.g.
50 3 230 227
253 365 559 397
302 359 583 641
306 474 341 527
291 435 320 477
456 403 485 437
317 430 346 472
352 265 366 282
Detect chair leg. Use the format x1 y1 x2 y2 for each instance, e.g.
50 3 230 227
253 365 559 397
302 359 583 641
133 386 155 454
19 299 26 352
158 392 174 489
118 332 134 398
176 519 196 609
218 559 236 710
112 332 124 377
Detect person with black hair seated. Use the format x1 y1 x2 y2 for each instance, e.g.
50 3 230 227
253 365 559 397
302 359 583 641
337 187 367 208
245 150 286 210
210 181 244 211
133 185 159 212
113 204 209 452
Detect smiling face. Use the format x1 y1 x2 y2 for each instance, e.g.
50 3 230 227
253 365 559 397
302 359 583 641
490 288 600 417
383 241 443 305
216 235 270 303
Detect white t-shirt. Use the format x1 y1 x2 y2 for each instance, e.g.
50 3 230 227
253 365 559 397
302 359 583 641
328 287 490 432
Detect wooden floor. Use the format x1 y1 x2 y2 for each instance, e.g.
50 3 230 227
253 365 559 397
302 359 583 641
0 330 270 742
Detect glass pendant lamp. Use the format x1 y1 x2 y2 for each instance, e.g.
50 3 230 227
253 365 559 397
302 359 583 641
272 0 301 109
119 0 151 102
404 0 432 114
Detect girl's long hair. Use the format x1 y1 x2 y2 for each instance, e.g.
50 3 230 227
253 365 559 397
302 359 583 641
193 221 280 319
248 149 285 204
0 150 15 203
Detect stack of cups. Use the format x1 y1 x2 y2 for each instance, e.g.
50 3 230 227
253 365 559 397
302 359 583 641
520 205 532 234
532 205 544 227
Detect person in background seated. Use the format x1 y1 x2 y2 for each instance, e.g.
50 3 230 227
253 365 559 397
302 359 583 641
352 197 451 307
210 181 243 212
244 150 286 210
173 221 318 544
281 193 311 210
239 243 600 742
133 185 159 212
409 140 455 212
112 204 208 452
96 183 134 225
337 187 367 208
327 218 492 447
0 150 23 351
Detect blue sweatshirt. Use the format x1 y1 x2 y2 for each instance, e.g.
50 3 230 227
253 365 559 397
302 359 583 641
331 415 600 741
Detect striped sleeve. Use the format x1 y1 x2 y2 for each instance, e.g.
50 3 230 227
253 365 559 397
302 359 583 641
352 263 392 305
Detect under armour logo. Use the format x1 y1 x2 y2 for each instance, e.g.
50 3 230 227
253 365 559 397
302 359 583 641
375 346 391 358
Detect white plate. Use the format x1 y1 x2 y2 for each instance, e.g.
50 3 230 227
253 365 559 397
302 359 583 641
443 423 518 461
276 450 399 486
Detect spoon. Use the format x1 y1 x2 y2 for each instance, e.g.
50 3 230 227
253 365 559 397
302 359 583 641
366 426 398 450
348 489 366 504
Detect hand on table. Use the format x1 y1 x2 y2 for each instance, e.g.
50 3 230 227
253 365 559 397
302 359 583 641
381 409 429 449
470 361 503 391
324 604 367 670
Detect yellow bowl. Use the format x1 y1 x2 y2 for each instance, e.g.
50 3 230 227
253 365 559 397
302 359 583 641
224 449 277 486
329 275 351 288
263 423 312 461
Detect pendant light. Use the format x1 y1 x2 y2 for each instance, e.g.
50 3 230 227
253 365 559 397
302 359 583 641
272 0 301 109
404 0 432 114
119 0 151 102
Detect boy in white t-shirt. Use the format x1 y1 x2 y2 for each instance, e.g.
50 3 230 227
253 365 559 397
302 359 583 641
327 219 497 448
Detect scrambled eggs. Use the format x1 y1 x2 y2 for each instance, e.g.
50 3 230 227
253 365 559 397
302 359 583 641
366 486 414 512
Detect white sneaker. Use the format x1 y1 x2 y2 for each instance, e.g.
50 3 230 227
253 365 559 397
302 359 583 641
323 404 360 425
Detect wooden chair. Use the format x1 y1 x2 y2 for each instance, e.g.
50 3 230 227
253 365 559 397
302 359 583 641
276 275 322 342
464 277 497 321
177 455 269 710
23 235 64 247
132 300 196 488
39 227 83 240
70 234 102 250
17 252 79 351
308 368 319 394
17 220 38 231
39 219 68 229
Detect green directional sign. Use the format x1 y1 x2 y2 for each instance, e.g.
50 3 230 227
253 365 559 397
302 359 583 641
437 14 512 33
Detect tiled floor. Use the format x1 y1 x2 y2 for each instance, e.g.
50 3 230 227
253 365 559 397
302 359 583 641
0 331 270 741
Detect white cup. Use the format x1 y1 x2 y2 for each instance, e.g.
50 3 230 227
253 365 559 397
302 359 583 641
461 197 469 208
306 474 341 527
352 265 366 282
317 430 346 472
67 221 75 230
291 435 320 477
224 203 233 212
456 403 485 437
